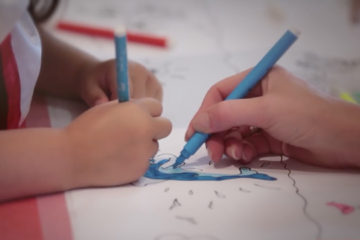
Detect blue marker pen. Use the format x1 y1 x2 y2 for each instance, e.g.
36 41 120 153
173 29 299 168
115 27 129 102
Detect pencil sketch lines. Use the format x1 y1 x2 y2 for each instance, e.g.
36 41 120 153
282 157 323 240
208 201 214 209
175 215 197 225
145 60 187 85
296 52 360 74
169 198 182 210
239 187 251 193
260 161 271 168
254 183 281 190
214 190 226 199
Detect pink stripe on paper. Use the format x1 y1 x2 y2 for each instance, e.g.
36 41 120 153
0 198 43 240
37 194 73 240
27 95 73 240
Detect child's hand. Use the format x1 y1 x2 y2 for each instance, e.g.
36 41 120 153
80 60 163 106
36 30 162 105
186 66 360 168
65 98 172 188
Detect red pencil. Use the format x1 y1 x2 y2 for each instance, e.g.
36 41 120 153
56 21 168 48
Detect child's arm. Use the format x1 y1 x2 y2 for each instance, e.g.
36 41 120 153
186 66 360 168
0 127 72 201
35 27 97 101
35 28 162 106
0 98 171 202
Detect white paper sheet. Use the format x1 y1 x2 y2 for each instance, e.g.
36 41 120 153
45 0 360 239
65 129 360 240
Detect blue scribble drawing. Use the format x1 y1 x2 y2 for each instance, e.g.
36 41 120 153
144 155 276 181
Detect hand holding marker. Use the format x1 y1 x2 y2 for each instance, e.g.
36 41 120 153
173 29 299 168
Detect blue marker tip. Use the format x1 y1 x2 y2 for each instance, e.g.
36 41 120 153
173 155 185 168
174 29 299 168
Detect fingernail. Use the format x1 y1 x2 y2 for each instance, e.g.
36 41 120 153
242 143 253 163
229 145 240 160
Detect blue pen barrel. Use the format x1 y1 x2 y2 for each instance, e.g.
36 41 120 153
175 30 298 166
115 30 130 102
226 30 298 100
182 132 209 157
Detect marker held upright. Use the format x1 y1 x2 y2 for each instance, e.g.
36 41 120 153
114 26 130 102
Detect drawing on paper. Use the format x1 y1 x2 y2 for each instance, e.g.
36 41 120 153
327 202 355 215
143 153 276 181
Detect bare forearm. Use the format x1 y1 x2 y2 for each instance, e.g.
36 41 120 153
0 128 73 202
35 27 99 99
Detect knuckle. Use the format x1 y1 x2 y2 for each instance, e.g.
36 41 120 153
269 65 289 79
207 105 226 131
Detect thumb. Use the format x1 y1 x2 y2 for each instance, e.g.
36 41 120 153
191 97 269 133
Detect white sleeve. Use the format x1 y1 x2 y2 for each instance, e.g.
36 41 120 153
0 0 29 42
11 11 42 123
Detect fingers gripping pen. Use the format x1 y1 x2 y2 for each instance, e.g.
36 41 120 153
173 29 299 168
